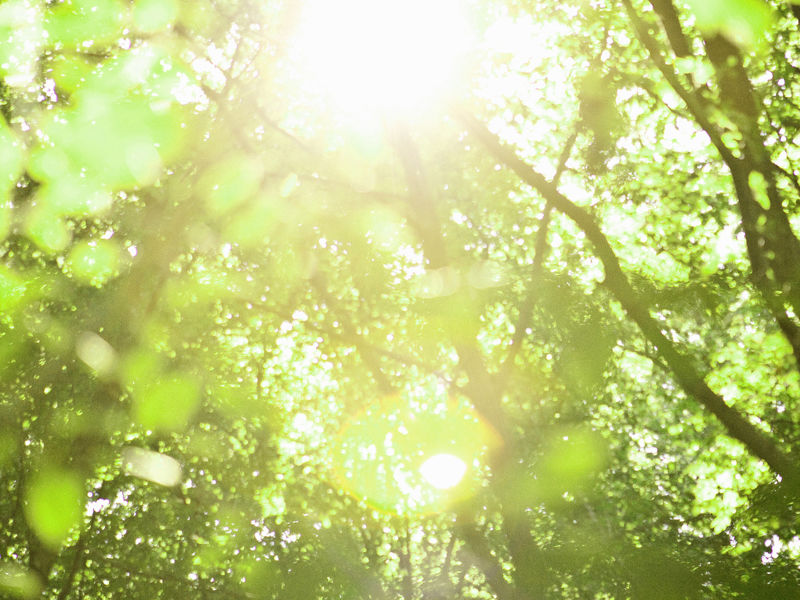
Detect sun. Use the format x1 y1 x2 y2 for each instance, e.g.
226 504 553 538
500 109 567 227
291 0 474 115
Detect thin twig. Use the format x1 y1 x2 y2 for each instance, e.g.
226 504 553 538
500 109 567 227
499 128 578 382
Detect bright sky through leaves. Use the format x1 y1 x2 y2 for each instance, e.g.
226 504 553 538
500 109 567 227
419 453 467 489
292 0 474 114
4 0 800 596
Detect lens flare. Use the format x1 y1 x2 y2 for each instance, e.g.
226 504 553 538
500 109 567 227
420 453 467 489
331 396 498 513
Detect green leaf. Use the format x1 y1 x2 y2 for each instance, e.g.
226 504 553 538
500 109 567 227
35 178 113 217
0 116 24 190
133 0 178 33
0 267 28 313
199 154 263 216
38 99 172 189
24 208 71 253
0 201 11 244
223 199 281 247
120 348 165 393
748 170 770 210
24 467 83 550
134 373 201 432
48 53 96 94
45 0 126 48
66 240 121 286
0 0 45 88
34 51 188 189
684 0 774 48
27 144 71 183
536 427 609 501
0 563 42 599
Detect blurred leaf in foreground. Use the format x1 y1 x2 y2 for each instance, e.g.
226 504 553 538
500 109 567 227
23 467 84 550
0 563 43 599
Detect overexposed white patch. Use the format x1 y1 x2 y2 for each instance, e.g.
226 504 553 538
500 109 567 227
291 0 473 115
419 453 467 489
123 446 183 487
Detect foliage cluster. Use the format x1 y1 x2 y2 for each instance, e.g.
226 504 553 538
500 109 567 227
1 0 800 598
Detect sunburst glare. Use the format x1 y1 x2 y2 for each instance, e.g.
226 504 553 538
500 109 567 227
420 453 467 489
291 0 475 115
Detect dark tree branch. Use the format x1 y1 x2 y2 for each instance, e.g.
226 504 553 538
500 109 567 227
622 0 800 379
385 119 449 268
456 107 800 484
500 128 578 383
383 119 513 442
399 516 414 600
455 520 521 600
649 0 692 58
619 0 736 166
386 114 553 599
725 163 800 366
55 509 99 600
501 513 549 600
701 33 760 120
441 531 457 581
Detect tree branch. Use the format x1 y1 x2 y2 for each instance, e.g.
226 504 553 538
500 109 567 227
456 107 800 484
455 520 521 600
619 0 736 165
649 0 692 58
55 509 98 600
385 119 449 268
399 516 414 600
386 115 550 597
500 128 578 383
622 0 800 386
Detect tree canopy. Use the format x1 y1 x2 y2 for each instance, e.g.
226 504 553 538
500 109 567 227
1 0 800 598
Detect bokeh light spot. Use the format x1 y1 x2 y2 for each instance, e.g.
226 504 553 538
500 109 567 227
420 453 467 489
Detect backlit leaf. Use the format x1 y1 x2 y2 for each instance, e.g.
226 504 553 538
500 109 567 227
199 154 263 216
66 240 121 286
0 116 24 190
24 467 83 550
0 0 44 88
0 563 42 599
45 0 125 48
684 0 774 48
133 0 178 33
134 373 201 432
24 208 71 253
